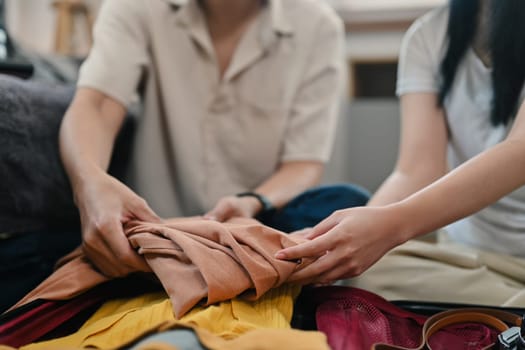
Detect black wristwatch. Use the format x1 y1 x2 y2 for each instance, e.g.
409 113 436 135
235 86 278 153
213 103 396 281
236 192 275 212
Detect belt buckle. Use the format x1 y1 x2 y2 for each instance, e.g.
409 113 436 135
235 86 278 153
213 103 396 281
499 327 521 349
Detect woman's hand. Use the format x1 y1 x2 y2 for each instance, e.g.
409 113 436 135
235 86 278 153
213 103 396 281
275 206 408 285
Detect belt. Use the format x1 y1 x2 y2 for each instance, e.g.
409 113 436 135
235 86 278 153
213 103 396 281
372 307 522 350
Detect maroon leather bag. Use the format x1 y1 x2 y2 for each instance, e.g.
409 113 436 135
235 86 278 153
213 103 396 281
310 286 522 350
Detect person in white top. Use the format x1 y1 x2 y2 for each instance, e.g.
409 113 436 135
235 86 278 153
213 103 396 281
276 0 525 305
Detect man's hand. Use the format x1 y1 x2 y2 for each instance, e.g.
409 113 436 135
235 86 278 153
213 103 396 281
204 195 262 222
76 172 161 277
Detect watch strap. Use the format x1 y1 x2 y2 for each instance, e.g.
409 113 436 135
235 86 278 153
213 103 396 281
236 192 274 212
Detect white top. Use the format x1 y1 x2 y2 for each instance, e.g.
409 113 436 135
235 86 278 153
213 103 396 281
77 0 345 218
396 6 525 257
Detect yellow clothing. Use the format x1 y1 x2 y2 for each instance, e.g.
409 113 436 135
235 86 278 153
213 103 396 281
20 284 328 350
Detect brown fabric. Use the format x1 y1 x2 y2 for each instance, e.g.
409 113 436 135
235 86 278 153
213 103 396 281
10 248 108 310
11 217 305 318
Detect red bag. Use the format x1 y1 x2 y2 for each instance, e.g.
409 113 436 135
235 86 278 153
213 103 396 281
309 286 522 350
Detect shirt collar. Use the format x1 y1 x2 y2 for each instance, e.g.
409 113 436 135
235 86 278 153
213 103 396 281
267 0 293 36
164 0 293 36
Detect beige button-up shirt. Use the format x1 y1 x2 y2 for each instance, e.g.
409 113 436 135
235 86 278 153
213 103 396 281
77 0 346 218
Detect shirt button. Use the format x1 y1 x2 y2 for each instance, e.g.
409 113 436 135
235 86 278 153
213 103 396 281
209 93 232 113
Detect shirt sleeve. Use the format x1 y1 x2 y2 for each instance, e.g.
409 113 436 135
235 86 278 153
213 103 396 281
396 14 441 96
77 0 149 107
281 10 346 163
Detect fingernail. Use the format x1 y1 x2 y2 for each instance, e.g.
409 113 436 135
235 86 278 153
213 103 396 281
275 252 286 259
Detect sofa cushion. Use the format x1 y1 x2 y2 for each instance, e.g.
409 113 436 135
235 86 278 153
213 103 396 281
0 74 133 233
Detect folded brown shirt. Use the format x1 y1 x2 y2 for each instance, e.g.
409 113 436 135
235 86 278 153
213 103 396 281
12 217 305 318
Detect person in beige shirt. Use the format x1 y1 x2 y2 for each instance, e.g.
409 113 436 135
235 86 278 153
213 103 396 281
58 0 369 277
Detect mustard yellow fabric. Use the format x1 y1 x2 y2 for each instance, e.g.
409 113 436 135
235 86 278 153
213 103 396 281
20 284 328 350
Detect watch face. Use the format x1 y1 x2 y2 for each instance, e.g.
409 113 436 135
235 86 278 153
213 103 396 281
261 197 273 212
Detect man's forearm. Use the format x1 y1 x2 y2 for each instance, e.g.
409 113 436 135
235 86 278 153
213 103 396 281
59 89 126 195
254 161 324 209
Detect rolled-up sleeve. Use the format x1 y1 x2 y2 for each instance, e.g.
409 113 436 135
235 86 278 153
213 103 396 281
77 0 149 107
282 12 346 163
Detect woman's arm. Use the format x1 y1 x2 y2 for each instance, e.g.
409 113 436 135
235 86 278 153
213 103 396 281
276 97 525 285
393 99 525 239
368 93 448 206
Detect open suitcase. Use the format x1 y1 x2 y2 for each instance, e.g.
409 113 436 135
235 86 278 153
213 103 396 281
292 286 525 350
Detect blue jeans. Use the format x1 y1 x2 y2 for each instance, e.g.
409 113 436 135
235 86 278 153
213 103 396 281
258 183 370 233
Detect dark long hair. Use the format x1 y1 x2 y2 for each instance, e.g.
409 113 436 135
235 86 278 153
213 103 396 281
439 0 525 126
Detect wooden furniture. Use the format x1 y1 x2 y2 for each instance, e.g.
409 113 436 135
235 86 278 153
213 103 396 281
53 0 93 56
335 1 445 98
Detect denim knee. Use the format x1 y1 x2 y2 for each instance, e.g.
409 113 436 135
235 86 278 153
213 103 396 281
260 183 370 232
